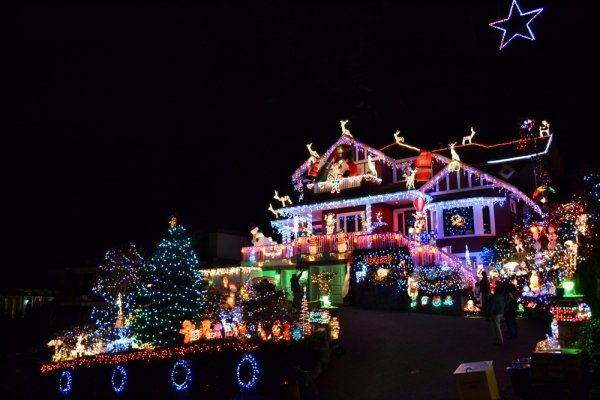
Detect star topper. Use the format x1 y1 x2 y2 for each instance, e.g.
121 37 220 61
489 0 543 50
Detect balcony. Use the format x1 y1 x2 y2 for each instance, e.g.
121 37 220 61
241 231 470 274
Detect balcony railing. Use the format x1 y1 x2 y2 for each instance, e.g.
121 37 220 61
240 231 477 286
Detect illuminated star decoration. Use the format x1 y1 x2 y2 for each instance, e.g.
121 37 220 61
489 0 543 50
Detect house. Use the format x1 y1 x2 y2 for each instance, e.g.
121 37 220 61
241 123 555 307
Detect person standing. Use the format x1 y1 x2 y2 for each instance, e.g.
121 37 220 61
504 282 519 339
479 271 491 319
488 284 506 345
291 268 306 311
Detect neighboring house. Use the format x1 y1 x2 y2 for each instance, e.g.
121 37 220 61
195 227 249 267
241 128 555 305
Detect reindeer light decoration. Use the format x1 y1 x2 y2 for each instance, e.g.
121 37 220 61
392 130 420 152
403 168 417 190
268 203 280 218
306 143 320 159
448 142 461 172
340 120 353 137
539 120 550 136
273 190 292 207
462 127 476 145
394 130 404 144
366 154 378 177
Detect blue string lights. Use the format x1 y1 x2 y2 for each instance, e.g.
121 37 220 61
58 370 72 395
489 0 544 50
236 354 259 389
111 365 127 394
170 359 192 391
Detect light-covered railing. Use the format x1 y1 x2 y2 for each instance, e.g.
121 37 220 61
312 176 363 194
240 231 476 284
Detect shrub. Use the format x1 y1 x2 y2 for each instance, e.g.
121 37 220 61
574 318 600 373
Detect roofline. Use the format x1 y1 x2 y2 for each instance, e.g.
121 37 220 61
431 134 552 153
292 135 396 183
486 134 553 164
421 153 543 215
278 190 431 217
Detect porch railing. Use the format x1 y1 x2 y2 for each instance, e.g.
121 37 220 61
241 230 476 284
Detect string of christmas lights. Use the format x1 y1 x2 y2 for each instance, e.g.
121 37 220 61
91 243 143 332
236 354 260 389
423 153 543 215
40 342 259 373
413 264 465 294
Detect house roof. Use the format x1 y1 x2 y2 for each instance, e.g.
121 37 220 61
287 131 549 215
430 135 553 167
421 153 543 215
291 135 396 184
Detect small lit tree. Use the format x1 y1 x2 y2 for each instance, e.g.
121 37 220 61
91 243 143 333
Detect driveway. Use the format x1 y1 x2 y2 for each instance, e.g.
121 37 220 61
316 306 548 400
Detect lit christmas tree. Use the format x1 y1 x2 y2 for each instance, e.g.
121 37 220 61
91 243 143 333
133 217 207 346
300 286 310 337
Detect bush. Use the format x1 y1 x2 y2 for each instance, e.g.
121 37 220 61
574 318 600 373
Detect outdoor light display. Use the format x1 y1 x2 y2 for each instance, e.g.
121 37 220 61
423 153 543 215
312 272 337 307
300 287 311 337
489 0 544 50
309 309 331 325
58 370 73 395
41 342 259 373
133 219 208 346
291 135 398 194
170 359 192 391
352 248 414 290
48 327 105 362
111 365 127 394
412 264 465 294
443 295 454 307
442 207 474 236
551 303 592 323
463 299 481 316
91 243 143 332
236 354 260 389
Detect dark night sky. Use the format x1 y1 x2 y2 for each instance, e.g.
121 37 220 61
2 1 598 287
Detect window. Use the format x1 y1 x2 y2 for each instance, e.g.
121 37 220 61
337 212 363 233
395 212 404 234
482 206 491 234
442 207 474 236
499 164 515 180
404 210 416 234
509 199 517 214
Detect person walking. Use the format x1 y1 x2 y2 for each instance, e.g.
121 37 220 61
479 271 491 319
488 284 506 346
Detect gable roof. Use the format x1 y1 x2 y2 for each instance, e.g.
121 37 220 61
420 153 543 215
291 135 396 184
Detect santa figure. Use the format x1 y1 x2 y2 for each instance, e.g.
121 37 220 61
337 229 348 253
